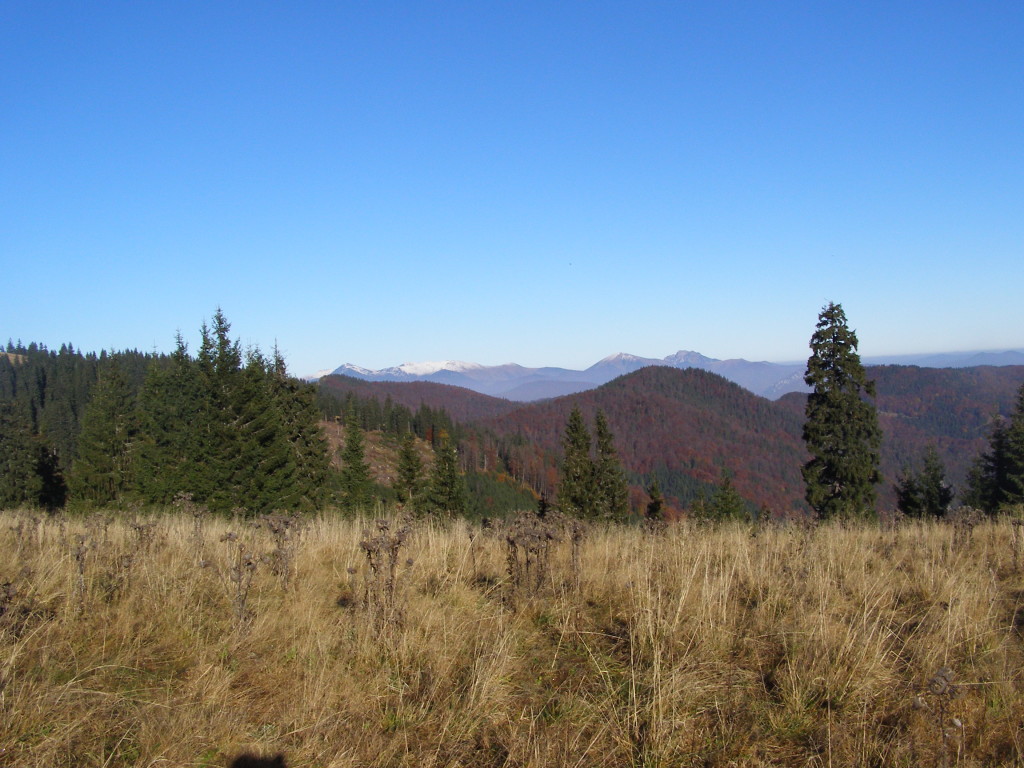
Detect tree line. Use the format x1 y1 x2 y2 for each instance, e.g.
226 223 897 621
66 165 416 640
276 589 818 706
1 312 330 513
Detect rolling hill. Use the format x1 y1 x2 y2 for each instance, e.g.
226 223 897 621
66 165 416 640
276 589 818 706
321 362 1024 516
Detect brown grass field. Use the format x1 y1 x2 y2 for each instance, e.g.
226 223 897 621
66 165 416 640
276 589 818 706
2 507 1024 767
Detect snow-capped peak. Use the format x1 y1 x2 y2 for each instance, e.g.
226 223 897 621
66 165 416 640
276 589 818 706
334 363 376 376
598 352 660 364
393 360 484 376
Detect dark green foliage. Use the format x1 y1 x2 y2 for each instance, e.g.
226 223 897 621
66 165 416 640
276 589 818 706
645 478 664 522
1 311 329 513
895 445 954 518
593 409 630 522
557 407 594 517
0 400 42 507
464 470 538 519
708 471 749 521
67 363 140 507
802 303 882 519
965 382 1024 513
556 407 631 520
424 432 467 516
338 408 372 512
134 336 206 504
267 349 330 510
394 432 425 505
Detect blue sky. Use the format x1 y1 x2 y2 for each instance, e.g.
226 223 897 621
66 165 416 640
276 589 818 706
3 2 1022 375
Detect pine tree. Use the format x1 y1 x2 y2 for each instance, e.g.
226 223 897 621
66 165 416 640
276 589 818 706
709 471 747 521
68 363 139 507
592 409 630 521
965 382 1024 512
645 478 664 523
557 407 594 517
338 407 372 512
424 431 467 516
802 302 882 519
135 335 206 503
268 347 330 510
395 431 425 505
229 350 298 512
895 445 954 518
0 401 48 507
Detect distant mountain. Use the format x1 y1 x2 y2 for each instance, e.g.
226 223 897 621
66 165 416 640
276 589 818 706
863 350 1024 368
317 348 1024 403
323 362 1024 515
322 350 807 400
474 366 810 513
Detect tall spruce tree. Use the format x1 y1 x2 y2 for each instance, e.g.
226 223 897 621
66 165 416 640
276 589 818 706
593 409 630 521
0 401 37 506
424 431 467 516
965 382 1024 513
338 407 372 512
267 348 330 510
557 407 594 517
68 363 139 507
135 334 206 503
802 302 881 519
395 431 425 505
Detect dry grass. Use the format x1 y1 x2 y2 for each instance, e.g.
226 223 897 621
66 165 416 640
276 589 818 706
2 509 1024 767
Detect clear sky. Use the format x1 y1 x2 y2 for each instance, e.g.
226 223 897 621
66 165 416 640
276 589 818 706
3 1 1022 375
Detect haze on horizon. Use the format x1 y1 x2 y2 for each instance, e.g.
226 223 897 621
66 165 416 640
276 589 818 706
3 2 1022 376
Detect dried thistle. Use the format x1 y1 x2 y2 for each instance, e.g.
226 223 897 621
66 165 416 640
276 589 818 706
221 532 258 626
912 666 964 768
358 517 413 636
259 512 304 593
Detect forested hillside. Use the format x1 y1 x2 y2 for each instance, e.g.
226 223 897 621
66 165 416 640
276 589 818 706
778 364 1024 503
472 366 808 513
318 374 521 423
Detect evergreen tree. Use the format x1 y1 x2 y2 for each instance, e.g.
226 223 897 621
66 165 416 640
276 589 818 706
338 407 372 512
592 409 630 521
135 335 206 503
557 407 594 517
229 350 298 512
802 302 882 519
0 400 54 507
395 431 425 505
709 471 747 521
424 431 467 516
268 348 330 510
645 478 664 523
965 382 1024 512
67 363 139 507
895 445 954 518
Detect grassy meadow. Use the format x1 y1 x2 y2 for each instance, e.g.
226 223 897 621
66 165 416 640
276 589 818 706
3 508 1024 767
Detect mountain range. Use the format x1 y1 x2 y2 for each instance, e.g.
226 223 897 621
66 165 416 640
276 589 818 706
317 348 1024 402
319 362 1024 514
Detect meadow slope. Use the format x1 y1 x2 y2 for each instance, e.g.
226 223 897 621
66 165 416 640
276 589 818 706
2 508 1024 766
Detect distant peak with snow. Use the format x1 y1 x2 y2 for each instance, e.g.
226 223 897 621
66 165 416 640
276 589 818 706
394 360 484 376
